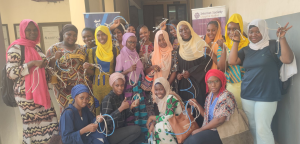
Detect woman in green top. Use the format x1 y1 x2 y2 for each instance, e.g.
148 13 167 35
146 77 183 144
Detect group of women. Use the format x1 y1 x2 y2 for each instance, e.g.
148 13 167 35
5 12 295 144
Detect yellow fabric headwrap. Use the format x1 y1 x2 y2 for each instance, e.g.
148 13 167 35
176 21 209 61
225 13 249 51
95 26 113 62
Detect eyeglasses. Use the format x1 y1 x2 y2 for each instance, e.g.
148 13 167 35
207 80 220 85
127 41 137 45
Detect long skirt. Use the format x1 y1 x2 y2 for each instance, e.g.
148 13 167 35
15 94 59 144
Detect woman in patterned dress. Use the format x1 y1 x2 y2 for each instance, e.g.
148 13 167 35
6 19 58 144
146 77 183 144
46 24 94 114
184 69 236 144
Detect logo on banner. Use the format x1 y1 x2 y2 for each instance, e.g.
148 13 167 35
195 12 200 19
94 19 101 27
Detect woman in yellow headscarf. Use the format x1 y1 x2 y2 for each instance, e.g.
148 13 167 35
216 13 249 109
176 21 212 126
83 25 119 114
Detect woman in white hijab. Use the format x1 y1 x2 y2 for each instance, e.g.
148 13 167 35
228 19 294 144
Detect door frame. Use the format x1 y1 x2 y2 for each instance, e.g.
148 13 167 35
167 4 187 21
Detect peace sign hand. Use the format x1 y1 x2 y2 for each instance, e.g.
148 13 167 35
277 22 292 37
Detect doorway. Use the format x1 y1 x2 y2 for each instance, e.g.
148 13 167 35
167 4 187 21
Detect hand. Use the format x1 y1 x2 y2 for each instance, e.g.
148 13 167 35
148 123 155 134
277 22 292 38
54 51 63 60
230 30 241 42
119 98 130 112
110 19 121 30
146 116 156 129
192 128 202 135
177 73 183 80
183 71 190 79
160 21 167 31
205 46 212 55
188 99 200 108
34 60 47 68
216 39 225 48
83 62 91 70
129 64 137 72
86 123 98 133
96 115 104 123
151 65 161 72
131 99 140 109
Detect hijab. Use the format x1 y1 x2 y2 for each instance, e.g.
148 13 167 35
205 19 223 69
177 21 209 61
115 33 144 83
248 19 270 50
225 14 249 51
154 77 171 113
6 19 51 109
71 84 89 100
95 26 113 62
205 69 227 97
152 30 173 80
109 72 125 87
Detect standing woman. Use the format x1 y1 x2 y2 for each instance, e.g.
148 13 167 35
115 33 149 141
83 25 119 115
217 14 249 109
145 30 178 96
127 24 136 34
112 25 125 51
176 21 212 126
204 18 224 69
228 19 294 144
6 19 58 144
46 24 94 113
82 28 96 53
160 19 180 50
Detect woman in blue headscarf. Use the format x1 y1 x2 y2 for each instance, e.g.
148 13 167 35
59 84 109 144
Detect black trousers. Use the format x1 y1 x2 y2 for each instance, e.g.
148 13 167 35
108 125 144 144
183 130 222 144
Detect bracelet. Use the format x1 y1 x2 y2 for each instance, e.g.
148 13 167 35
232 39 240 43
280 36 285 39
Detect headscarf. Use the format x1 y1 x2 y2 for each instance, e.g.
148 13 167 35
109 72 125 87
71 84 89 99
95 26 113 62
115 33 144 83
205 69 227 97
154 77 171 113
205 19 223 69
6 19 51 109
177 21 209 61
248 19 270 50
59 24 78 42
152 30 173 80
225 14 249 51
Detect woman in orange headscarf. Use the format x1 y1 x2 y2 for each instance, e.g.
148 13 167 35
145 30 178 100
204 18 224 69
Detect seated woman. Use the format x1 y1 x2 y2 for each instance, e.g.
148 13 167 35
60 84 108 144
184 69 236 144
146 77 183 144
101 72 145 144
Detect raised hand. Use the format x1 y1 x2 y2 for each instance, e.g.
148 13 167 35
277 22 292 38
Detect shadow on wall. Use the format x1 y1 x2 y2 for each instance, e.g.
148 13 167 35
266 12 300 144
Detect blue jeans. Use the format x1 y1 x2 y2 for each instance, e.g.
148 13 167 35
241 99 277 144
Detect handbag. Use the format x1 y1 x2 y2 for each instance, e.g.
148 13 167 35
217 107 254 144
167 94 199 143
141 70 155 91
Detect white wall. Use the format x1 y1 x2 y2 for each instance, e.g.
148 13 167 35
203 0 300 22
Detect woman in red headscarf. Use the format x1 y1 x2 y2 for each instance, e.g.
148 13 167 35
6 19 58 144
184 69 236 144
